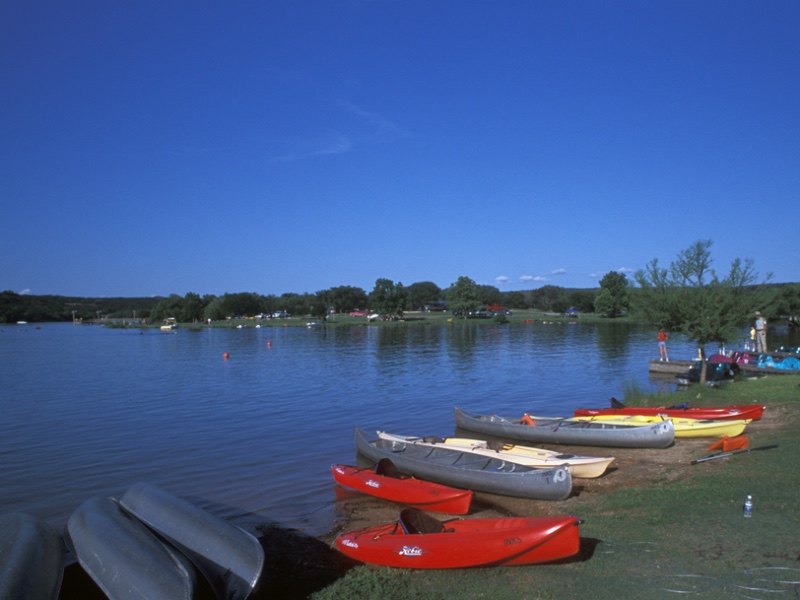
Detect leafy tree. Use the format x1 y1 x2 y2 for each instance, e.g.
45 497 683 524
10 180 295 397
444 276 481 316
407 281 442 311
770 283 800 328
528 285 566 312
567 289 596 314
594 272 630 317
477 285 502 307
634 240 766 384
368 279 408 317
327 286 368 313
502 291 529 310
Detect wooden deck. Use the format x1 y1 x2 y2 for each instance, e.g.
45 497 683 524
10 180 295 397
648 359 695 375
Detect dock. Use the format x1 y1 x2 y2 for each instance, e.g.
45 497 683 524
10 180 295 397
648 359 695 375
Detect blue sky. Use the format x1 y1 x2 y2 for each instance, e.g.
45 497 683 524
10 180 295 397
3 1 798 298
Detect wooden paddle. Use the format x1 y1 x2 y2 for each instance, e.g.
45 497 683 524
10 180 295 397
691 444 778 464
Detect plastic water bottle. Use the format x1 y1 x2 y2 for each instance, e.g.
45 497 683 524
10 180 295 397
743 495 753 518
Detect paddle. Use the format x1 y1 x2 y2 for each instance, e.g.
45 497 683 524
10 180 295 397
691 444 778 465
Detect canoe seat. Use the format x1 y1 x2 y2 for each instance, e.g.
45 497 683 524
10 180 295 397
399 508 445 535
422 436 446 444
486 440 506 452
375 458 402 479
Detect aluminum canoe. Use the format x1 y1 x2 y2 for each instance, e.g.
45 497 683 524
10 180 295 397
376 431 614 478
354 428 572 501
0 513 64 600
454 407 675 449
119 482 264 600
65 495 200 600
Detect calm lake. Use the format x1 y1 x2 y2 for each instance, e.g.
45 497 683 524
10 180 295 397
2 320 796 536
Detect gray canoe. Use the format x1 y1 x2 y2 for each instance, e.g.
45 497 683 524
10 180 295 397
454 407 675 449
0 513 64 600
354 427 572 501
65 495 200 600
119 482 264 600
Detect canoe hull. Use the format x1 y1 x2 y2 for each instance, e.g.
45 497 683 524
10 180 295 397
454 407 674 449
355 428 572 501
119 482 264 600
65 496 199 600
332 464 473 514
336 514 581 568
376 432 614 479
0 513 64 600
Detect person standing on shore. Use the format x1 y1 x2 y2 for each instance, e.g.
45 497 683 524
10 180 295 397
755 312 768 353
658 329 669 361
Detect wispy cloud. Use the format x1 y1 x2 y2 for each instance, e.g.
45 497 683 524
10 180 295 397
495 276 510 285
275 100 408 161
551 269 567 276
19 288 31 295
617 267 636 274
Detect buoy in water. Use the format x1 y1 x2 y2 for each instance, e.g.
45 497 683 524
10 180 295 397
223 352 230 359
267 341 272 347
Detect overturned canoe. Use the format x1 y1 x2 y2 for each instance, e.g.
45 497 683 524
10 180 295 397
333 460 473 514
65 495 200 600
574 401 765 422
377 432 614 478
0 513 64 600
335 508 581 568
570 414 748 439
354 428 572 501
454 407 674 449
119 482 264 600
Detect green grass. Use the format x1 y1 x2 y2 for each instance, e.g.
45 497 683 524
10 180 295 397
312 376 800 599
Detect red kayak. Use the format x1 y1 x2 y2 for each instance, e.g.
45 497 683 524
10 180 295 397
332 460 473 515
574 399 765 422
335 508 581 568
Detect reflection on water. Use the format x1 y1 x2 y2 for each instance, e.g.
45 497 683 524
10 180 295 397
0 321 797 536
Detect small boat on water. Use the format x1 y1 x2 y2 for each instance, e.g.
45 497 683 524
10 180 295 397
65 495 201 600
454 407 675 449
332 460 474 514
376 432 615 479
335 508 582 568
0 513 64 600
354 428 572 501
119 482 264 600
160 318 179 331
574 399 765 422
570 414 749 439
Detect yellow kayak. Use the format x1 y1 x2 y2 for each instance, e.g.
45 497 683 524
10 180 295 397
570 414 748 438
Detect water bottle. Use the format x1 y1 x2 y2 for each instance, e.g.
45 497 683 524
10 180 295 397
743 495 753 518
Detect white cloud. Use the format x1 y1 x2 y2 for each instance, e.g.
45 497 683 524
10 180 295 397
533 275 549 282
519 275 534 283
19 288 31 295
617 267 636 274
551 269 567 276
495 276 510 285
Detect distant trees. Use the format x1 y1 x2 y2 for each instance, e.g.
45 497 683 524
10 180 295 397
407 281 442 311
634 240 767 384
444 276 481 316
594 272 630 317
368 279 408 318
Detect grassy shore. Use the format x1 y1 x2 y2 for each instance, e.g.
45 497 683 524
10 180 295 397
308 375 800 600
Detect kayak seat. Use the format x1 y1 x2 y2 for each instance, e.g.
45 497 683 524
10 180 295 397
399 508 445 535
611 397 625 408
375 458 403 479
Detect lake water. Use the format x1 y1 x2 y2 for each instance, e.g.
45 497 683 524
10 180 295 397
2 321 796 536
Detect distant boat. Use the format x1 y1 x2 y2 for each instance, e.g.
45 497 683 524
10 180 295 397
16 321 28 325
160 318 179 331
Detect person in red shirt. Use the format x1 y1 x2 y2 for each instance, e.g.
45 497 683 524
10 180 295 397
658 329 669 361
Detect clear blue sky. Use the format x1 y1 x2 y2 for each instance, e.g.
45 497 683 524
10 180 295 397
3 1 798 298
